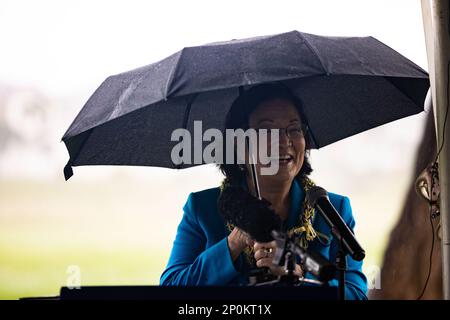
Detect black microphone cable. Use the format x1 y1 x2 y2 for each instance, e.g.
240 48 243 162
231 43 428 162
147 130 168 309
416 196 436 300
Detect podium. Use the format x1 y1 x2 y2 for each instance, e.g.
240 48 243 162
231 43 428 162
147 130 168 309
58 285 338 300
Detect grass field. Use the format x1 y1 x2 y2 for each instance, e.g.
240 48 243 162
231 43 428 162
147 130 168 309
0 178 179 299
0 242 168 299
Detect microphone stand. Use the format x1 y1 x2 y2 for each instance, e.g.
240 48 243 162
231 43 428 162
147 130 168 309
333 227 347 301
276 235 300 286
305 186 366 300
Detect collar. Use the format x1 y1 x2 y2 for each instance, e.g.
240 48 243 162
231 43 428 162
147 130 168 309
285 178 303 230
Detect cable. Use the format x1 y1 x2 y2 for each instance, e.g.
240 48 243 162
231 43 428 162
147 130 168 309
432 60 450 164
416 200 435 300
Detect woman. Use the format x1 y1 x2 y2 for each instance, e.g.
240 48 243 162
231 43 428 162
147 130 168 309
160 83 368 300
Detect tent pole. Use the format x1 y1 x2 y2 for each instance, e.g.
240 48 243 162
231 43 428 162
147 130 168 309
421 0 450 300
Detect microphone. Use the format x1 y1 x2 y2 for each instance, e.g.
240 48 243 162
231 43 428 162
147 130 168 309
218 185 281 284
305 186 365 261
218 185 281 242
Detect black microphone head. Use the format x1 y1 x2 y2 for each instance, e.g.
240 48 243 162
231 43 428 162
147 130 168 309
218 185 281 242
354 251 365 261
305 186 329 207
306 186 366 261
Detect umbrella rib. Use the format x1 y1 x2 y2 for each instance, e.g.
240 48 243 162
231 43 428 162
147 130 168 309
295 32 328 75
164 50 185 99
306 124 320 149
176 93 199 169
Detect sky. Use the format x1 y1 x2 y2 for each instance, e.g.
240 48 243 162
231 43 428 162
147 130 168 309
0 0 427 98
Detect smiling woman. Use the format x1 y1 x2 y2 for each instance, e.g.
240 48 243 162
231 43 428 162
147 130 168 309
160 83 368 299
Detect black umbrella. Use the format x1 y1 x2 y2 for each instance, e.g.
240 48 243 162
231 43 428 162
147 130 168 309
62 30 429 180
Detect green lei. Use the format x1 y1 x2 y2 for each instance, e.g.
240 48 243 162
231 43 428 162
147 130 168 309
219 176 319 267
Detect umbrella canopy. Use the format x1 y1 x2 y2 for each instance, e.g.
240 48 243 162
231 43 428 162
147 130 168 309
62 30 429 180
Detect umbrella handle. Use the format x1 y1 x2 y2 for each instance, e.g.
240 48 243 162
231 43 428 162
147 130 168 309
246 139 262 200
250 162 261 200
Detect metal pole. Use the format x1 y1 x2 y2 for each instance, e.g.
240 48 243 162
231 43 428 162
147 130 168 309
421 0 450 300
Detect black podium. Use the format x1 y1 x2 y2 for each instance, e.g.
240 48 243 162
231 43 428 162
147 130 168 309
58 285 338 300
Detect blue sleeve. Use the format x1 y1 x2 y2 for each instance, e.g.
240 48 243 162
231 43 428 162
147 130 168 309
327 196 368 300
160 193 240 285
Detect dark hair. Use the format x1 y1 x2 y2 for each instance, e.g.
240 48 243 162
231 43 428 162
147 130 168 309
218 82 313 184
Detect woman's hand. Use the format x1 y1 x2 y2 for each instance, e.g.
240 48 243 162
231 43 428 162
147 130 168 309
253 241 303 277
227 227 254 261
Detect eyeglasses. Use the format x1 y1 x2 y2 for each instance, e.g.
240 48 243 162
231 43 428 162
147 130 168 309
255 123 308 139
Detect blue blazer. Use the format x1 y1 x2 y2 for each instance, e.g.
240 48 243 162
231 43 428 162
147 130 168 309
160 180 368 300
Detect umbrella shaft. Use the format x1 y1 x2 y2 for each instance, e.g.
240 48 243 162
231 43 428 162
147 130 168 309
246 139 261 200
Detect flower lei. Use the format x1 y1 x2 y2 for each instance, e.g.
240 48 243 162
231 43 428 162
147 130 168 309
219 176 318 267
